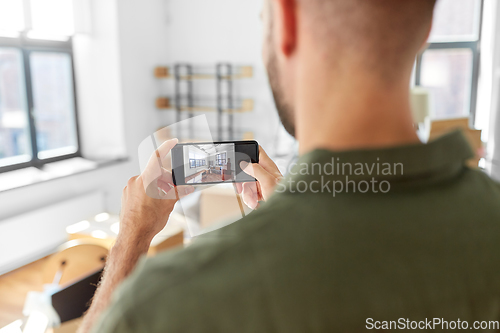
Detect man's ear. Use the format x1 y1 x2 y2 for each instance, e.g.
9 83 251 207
418 21 433 55
275 0 297 57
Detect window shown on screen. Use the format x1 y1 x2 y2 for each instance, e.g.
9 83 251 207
0 0 79 173
414 0 483 121
216 153 226 166
189 152 207 169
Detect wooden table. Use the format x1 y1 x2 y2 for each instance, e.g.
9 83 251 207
0 226 184 331
0 258 47 328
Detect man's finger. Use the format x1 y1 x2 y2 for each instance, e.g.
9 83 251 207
142 138 178 191
155 138 179 160
158 168 174 184
157 179 175 196
242 182 258 209
145 138 178 172
235 182 243 194
258 146 282 177
175 185 195 198
240 161 276 188
157 181 194 199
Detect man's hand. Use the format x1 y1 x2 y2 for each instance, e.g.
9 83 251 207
78 138 193 333
237 146 283 209
120 138 193 243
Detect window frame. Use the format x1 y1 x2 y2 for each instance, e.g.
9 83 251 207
216 152 226 166
414 0 484 124
0 34 81 173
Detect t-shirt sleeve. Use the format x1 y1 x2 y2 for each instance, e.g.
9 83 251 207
91 305 135 333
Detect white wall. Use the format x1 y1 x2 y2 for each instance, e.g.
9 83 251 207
157 0 295 157
0 192 104 275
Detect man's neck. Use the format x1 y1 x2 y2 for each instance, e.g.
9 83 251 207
296 69 420 155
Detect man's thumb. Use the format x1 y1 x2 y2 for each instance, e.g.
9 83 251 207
240 161 274 186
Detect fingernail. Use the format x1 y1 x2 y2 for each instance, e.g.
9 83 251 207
250 201 257 210
168 183 175 189
240 161 248 169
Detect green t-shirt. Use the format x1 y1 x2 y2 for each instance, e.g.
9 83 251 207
93 131 500 332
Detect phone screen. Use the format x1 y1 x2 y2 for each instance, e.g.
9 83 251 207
171 140 259 185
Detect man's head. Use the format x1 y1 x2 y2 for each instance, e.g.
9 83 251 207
262 0 437 137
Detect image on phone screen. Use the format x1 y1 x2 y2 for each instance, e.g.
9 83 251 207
171 141 259 185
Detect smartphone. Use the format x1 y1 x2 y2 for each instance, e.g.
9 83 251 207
171 140 259 185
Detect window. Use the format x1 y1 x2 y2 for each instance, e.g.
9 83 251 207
0 0 79 173
414 0 483 121
190 159 207 169
216 153 226 166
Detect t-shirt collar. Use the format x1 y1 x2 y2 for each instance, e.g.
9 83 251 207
279 130 474 192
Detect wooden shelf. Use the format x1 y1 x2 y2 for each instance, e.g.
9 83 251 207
154 65 253 79
155 63 252 141
156 97 253 113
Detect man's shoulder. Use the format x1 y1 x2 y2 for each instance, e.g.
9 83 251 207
98 200 295 332
461 167 500 210
465 166 500 190
139 196 296 286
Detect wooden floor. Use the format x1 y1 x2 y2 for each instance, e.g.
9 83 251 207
187 173 234 184
205 173 224 182
0 258 47 328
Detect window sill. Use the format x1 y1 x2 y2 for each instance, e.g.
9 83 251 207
0 156 128 193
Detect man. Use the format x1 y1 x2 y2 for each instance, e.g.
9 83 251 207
79 0 500 332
